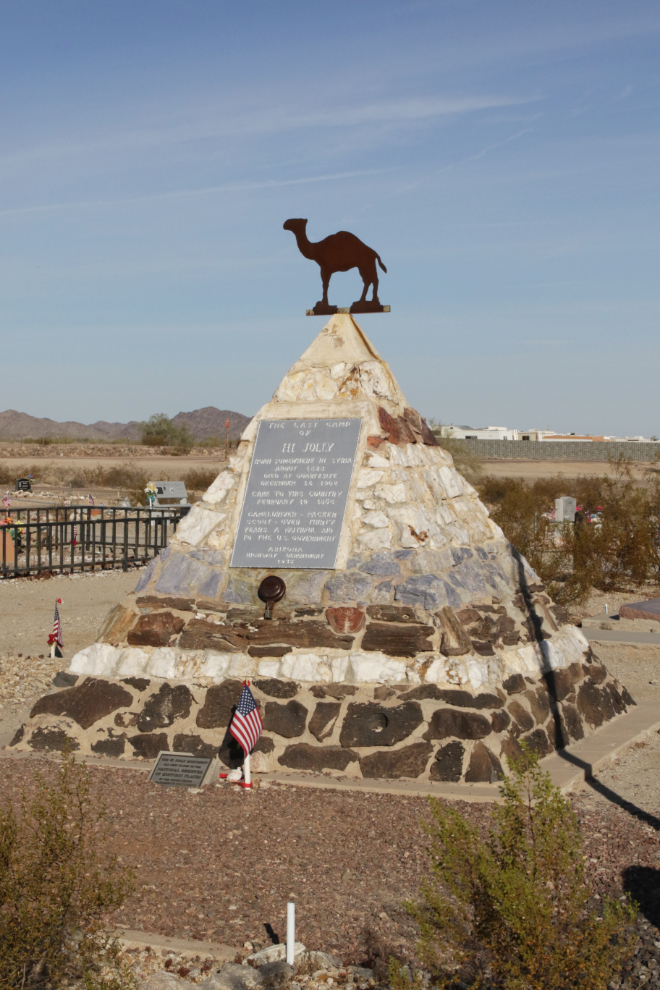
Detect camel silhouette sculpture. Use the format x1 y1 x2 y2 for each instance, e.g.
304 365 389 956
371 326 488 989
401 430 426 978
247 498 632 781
283 218 388 314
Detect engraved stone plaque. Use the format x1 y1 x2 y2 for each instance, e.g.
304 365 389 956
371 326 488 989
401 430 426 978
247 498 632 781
231 418 362 569
148 751 212 788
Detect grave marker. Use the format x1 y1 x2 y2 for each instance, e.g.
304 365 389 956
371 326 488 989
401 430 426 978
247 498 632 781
148 751 213 788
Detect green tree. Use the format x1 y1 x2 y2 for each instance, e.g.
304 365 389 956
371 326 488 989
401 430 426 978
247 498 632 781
401 746 636 989
140 414 193 450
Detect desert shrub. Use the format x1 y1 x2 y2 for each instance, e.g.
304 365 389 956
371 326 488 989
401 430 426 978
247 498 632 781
183 468 218 492
0 751 135 989
400 746 636 990
477 463 660 605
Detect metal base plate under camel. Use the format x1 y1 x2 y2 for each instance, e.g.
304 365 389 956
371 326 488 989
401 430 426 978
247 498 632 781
307 303 391 316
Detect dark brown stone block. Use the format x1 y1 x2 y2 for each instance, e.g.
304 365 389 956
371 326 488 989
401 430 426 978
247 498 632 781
309 702 341 742
560 704 585 742
367 605 418 623
129 732 169 759
605 681 627 715
524 687 551 725
377 406 416 445
263 700 308 738
491 710 511 733
589 665 608 685
435 606 472 656
577 681 615 728
31 677 133 730
622 684 635 706
122 677 151 692
424 709 491 741
361 741 433 779
245 621 354 651
248 646 292 658
91 731 126 757
29 727 80 753
403 407 438 446
136 684 193 732
9 725 24 746
500 734 523 765
430 741 464 782
173 734 218 760
374 686 396 701
457 607 481 624
543 669 574 702
508 700 534 733
400 686 504 709
255 735 274 754
503 673 526 695
310 684 358 700
253 678 300 699
98 603 138 644
326 607 366 634
471 640 495 657
465 742 503 783
136 595 196 611
340 702 423 748
520 727 553 758
279 744 358 772
127 611 184 647
179 618 240 652
196 680 244 728
361 621 434 657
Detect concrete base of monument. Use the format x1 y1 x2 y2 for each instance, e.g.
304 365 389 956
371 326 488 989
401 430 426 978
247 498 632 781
7 643 636 784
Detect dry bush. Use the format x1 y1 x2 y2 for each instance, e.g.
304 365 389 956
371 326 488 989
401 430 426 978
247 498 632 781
477 463 660 606
183 467 219 492
0 752 135 989
396 746 636 990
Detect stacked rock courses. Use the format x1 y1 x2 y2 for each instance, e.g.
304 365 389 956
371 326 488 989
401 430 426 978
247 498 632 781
10 316 635 783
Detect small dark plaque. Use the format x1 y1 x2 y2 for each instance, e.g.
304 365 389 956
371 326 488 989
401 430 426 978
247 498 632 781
148 751 212 788
231 418 362 569
15 478 31 492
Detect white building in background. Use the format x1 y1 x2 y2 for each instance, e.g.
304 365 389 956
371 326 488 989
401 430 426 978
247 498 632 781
448 425 519 441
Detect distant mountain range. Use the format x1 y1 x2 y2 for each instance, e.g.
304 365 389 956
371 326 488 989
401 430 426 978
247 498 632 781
0 407 252 442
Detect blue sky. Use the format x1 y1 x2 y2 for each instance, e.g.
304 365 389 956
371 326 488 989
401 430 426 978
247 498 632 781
1 1 659 435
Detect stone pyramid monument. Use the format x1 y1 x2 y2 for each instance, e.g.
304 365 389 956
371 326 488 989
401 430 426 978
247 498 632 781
12 315 633 782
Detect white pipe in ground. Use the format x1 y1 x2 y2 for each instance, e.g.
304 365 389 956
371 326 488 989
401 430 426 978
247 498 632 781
286 901 295 965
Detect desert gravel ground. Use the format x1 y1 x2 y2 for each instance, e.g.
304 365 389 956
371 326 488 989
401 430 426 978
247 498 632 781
0 757 660 987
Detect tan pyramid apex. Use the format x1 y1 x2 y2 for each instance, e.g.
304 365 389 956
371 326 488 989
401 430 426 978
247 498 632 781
269 313 409 415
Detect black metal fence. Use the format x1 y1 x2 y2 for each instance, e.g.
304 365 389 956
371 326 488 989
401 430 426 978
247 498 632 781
0 505 190 578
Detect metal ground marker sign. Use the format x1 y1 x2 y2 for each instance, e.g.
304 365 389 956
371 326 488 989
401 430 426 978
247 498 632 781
148 751 213 788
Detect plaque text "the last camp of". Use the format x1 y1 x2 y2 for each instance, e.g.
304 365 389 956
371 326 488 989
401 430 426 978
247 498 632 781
231 418 362 569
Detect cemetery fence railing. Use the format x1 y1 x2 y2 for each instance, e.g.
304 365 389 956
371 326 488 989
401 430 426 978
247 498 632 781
0 505 190 579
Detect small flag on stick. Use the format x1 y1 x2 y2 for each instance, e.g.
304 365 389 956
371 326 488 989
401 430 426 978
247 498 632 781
229 681 263 755
48 599 64 658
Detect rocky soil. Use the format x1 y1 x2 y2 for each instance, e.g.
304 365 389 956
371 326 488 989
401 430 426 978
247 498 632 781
0 756 660 988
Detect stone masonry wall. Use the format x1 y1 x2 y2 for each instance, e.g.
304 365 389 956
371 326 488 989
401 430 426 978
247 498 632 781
10 649 633 783
451 440 660 461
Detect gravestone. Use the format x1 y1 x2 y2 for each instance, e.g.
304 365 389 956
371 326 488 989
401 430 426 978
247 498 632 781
231 418 361 569
14 478 31 493
555 496 577 523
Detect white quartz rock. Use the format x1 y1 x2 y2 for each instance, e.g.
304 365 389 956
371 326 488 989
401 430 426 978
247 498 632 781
358 528 392 550
147 647 182 679
374 482 406 503
279 653 331 682
203 471 236 504
173 505 226 547
362 510 389 528
357 468 384 488
69 642 120 677
366 451 390 469
346 652 408 684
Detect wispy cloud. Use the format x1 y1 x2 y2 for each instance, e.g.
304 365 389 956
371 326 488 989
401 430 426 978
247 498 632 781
0 93 532 167
0 168 393 219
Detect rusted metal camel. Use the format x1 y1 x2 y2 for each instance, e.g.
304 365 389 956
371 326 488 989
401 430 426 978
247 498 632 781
283 218 387 313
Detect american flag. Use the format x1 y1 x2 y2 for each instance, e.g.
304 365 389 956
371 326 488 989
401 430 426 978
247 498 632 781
229 682 263 755
52 599 64 649
88 494 94 505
